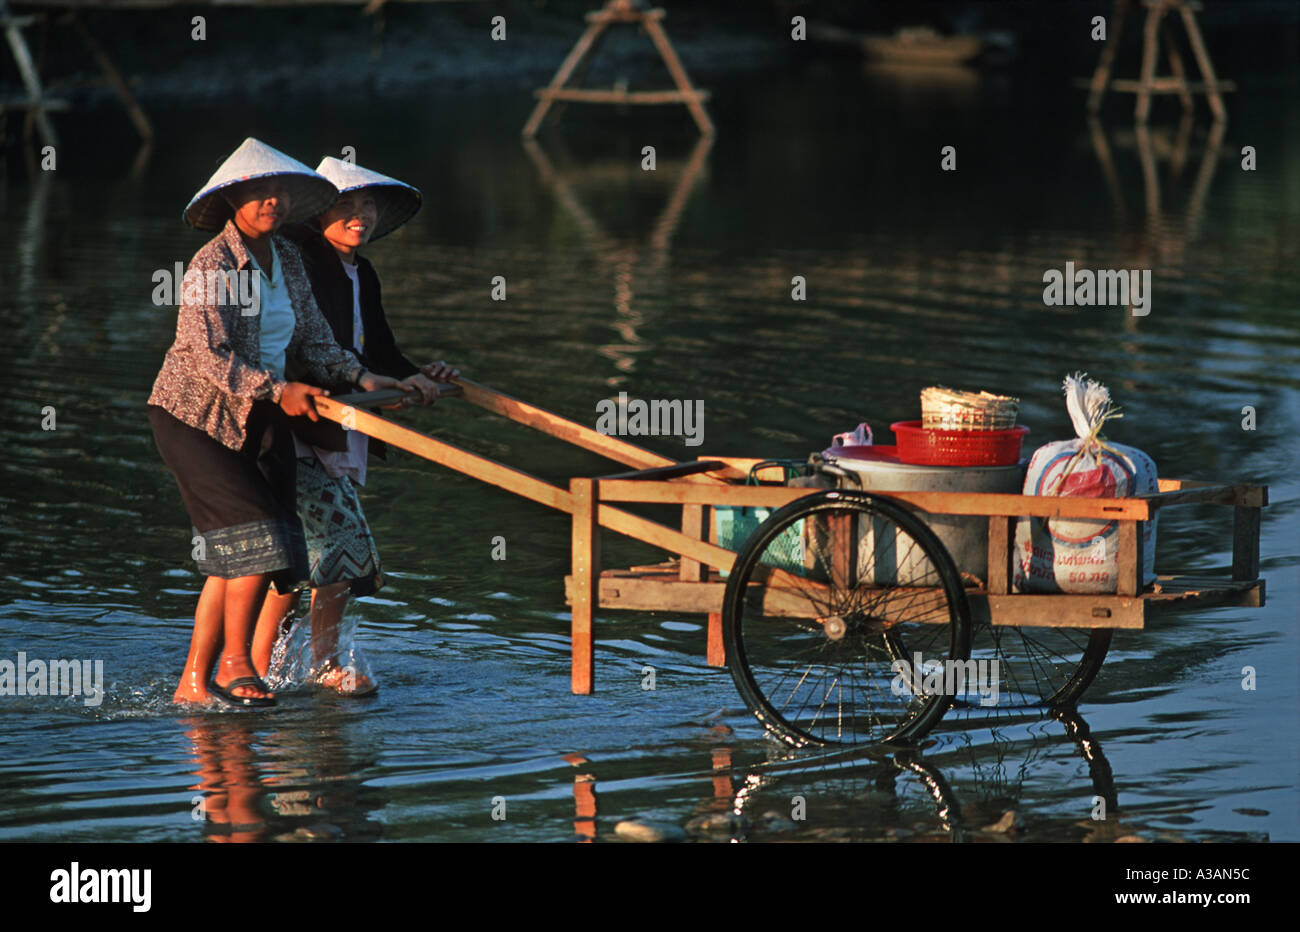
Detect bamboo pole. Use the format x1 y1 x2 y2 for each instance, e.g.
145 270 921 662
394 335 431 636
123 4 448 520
1178 0 1228 121
1136 1 1163 123
1160 18 1195 113
535 88 710 105
1 3 57 146
522 16 605 138
1087 0 1130 113
68 10 152 141
642 13 715 135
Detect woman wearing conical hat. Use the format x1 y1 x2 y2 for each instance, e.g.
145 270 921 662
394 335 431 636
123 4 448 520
252 156 458 696
148 138 404 707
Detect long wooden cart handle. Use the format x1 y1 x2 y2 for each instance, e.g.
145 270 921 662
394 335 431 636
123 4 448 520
330 384 463 406
450 377 686 473
311 395 737 573
340 377 728 482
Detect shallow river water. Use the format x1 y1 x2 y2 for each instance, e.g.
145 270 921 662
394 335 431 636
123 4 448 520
2 53 1297 843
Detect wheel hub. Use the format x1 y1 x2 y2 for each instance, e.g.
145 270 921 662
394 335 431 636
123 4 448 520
819 612 891 640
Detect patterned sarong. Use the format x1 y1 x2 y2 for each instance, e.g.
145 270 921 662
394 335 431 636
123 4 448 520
295 455 383 596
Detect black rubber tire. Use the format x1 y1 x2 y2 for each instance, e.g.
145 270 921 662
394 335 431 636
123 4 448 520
723 490 972 747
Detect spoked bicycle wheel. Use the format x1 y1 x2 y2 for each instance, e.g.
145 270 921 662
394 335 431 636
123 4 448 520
722 490 971 747
964 622 1111 713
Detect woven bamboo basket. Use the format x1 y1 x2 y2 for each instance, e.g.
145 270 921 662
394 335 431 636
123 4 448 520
921 386 1020 431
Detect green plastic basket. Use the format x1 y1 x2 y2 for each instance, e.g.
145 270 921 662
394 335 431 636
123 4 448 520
714 460 809 579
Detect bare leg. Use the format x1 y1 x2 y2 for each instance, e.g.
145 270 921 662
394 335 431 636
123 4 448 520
252 587 299 678
310 582 375 694
174 575 227 704
213 574 274 701
310 581 351 667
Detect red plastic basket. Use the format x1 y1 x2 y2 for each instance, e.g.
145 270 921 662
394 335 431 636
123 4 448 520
890 421 1029 467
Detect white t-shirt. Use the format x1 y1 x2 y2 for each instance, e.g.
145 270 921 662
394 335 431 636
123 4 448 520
256 243 294 380
293 255 370 484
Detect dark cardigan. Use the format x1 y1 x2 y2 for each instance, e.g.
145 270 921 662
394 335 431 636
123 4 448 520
282 223 421 457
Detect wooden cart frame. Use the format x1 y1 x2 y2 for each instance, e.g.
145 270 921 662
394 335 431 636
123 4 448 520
316 380 1266 739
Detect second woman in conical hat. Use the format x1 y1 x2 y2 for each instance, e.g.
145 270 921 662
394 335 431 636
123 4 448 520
252 156 460 696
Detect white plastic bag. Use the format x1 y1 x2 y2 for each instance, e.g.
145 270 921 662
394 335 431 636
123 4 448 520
1013 374 1158 594
829 422 873 450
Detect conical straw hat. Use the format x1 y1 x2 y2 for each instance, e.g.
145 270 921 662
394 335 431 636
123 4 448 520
313 157 422 242
183 138 339 232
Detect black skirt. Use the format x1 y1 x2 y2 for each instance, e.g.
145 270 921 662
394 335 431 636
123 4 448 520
148 402 309 592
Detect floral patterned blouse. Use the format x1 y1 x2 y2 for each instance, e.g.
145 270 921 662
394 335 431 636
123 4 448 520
148 220 362 451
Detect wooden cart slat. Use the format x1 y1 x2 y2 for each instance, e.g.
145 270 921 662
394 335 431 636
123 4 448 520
597 478 1155 520
565 563 1265 632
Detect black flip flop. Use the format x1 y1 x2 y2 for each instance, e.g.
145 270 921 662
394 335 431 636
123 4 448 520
209 676 276 708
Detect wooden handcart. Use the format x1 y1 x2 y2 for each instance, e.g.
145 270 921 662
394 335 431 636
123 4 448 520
317 381 1267 748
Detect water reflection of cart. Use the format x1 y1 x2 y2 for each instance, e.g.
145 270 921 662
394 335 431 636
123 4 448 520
318 382 1267 748
722 707 1122 843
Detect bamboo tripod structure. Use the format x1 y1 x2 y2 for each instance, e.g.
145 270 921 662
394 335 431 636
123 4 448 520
1084 0 1234 123
523 0 714 138
0 0 153 148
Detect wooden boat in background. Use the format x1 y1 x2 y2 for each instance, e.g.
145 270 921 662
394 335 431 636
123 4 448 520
810 23 984 66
